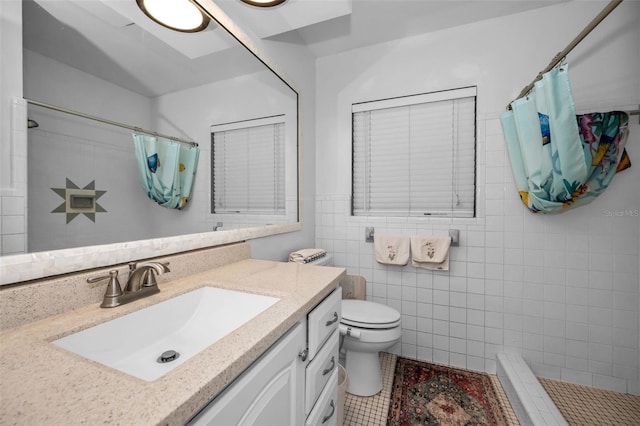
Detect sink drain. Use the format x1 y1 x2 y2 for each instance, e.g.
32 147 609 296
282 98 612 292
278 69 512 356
157 350 180 363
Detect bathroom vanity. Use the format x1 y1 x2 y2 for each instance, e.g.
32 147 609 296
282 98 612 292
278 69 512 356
0 256 345 425
189 289 341 425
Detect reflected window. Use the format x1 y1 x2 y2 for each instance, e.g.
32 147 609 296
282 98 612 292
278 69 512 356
211 116 285 215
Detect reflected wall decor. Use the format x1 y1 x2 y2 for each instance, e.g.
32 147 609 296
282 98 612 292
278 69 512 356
50 178 106 224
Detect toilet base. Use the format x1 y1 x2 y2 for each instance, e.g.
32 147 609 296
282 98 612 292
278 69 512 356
344 350 383 396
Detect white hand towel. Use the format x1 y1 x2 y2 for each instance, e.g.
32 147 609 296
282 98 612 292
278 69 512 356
410 235 451 271
289 248 327 263
374 232 410 265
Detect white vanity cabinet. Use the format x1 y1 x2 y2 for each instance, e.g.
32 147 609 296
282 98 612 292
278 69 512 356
304 288 341 425
188 321 306 426
306 369 338 426
188 288 341 426
305 332 339 414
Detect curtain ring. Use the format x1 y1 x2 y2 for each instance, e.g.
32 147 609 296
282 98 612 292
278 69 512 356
557 56 567 71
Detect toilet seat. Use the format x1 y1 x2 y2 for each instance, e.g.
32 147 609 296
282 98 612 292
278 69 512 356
341 300 401 329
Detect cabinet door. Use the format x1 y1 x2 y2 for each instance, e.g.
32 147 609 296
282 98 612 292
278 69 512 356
189 322 306 426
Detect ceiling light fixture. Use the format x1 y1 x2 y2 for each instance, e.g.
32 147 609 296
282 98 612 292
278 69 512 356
136 0 209 33
240 0 287 7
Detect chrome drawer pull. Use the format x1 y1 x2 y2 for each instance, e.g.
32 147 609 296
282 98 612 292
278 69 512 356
321 400 335 424
325 312 338 327
298 348 308 362
322 356 336 376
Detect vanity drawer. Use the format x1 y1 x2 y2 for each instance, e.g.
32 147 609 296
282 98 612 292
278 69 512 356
305 330 339 415
308 289 341 360
306 368 338 426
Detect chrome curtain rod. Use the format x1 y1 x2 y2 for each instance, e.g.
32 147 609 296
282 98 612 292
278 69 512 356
507 0 624 110
25 98 198 147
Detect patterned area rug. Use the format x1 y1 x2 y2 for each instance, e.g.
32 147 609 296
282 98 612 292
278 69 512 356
387 357 509 425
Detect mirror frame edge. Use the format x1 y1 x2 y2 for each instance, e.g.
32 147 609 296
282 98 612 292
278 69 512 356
0 0 302 286
0 223 302 286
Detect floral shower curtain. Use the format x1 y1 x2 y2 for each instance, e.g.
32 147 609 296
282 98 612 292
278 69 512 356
500 65 631 213
133 134 200 209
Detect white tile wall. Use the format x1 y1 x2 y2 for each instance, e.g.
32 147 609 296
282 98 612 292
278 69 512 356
316 115 640 395
1 98 28 256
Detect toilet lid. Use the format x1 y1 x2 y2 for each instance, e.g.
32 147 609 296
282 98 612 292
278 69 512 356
341 300 401 329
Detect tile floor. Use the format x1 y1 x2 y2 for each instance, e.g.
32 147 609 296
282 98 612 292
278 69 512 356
343 352 397 426
341 353 640 426
540 378 640 426
489 374 521 425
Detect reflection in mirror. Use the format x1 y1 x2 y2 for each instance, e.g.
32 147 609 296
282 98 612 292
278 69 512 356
21 0 298 254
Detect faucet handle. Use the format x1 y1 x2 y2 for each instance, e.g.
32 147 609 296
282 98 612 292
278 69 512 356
88 270 123 308
141 262 170 287
141 269 158 288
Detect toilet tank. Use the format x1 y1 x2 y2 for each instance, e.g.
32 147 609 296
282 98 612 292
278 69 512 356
299 253 365 300
291 251 366 300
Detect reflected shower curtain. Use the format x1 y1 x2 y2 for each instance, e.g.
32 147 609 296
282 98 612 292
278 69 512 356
133 134 200 209
501 65 631 213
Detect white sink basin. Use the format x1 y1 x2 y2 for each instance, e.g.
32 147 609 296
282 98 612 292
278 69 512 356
53 287 279 381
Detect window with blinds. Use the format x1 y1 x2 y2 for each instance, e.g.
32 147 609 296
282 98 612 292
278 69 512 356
352 87 476 218
211 116 285 215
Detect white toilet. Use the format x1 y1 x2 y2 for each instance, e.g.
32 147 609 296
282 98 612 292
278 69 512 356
339 299 401 396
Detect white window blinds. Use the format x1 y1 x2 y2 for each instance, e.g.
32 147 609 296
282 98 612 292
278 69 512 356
352 87 476 218
211 117 285 215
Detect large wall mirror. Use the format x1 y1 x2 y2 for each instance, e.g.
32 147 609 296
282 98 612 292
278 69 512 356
2 0 299 284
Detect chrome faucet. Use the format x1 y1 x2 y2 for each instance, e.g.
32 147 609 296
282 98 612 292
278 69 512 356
88 261 170 308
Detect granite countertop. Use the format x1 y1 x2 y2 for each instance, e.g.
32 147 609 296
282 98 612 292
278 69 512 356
0 259 345 425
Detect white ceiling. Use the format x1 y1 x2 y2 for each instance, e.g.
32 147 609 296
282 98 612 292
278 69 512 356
214 0 568 57
212 0 353 40
22 0 568 98
23 0 264 97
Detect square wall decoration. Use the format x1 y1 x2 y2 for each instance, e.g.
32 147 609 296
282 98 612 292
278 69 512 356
51 178 107 223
